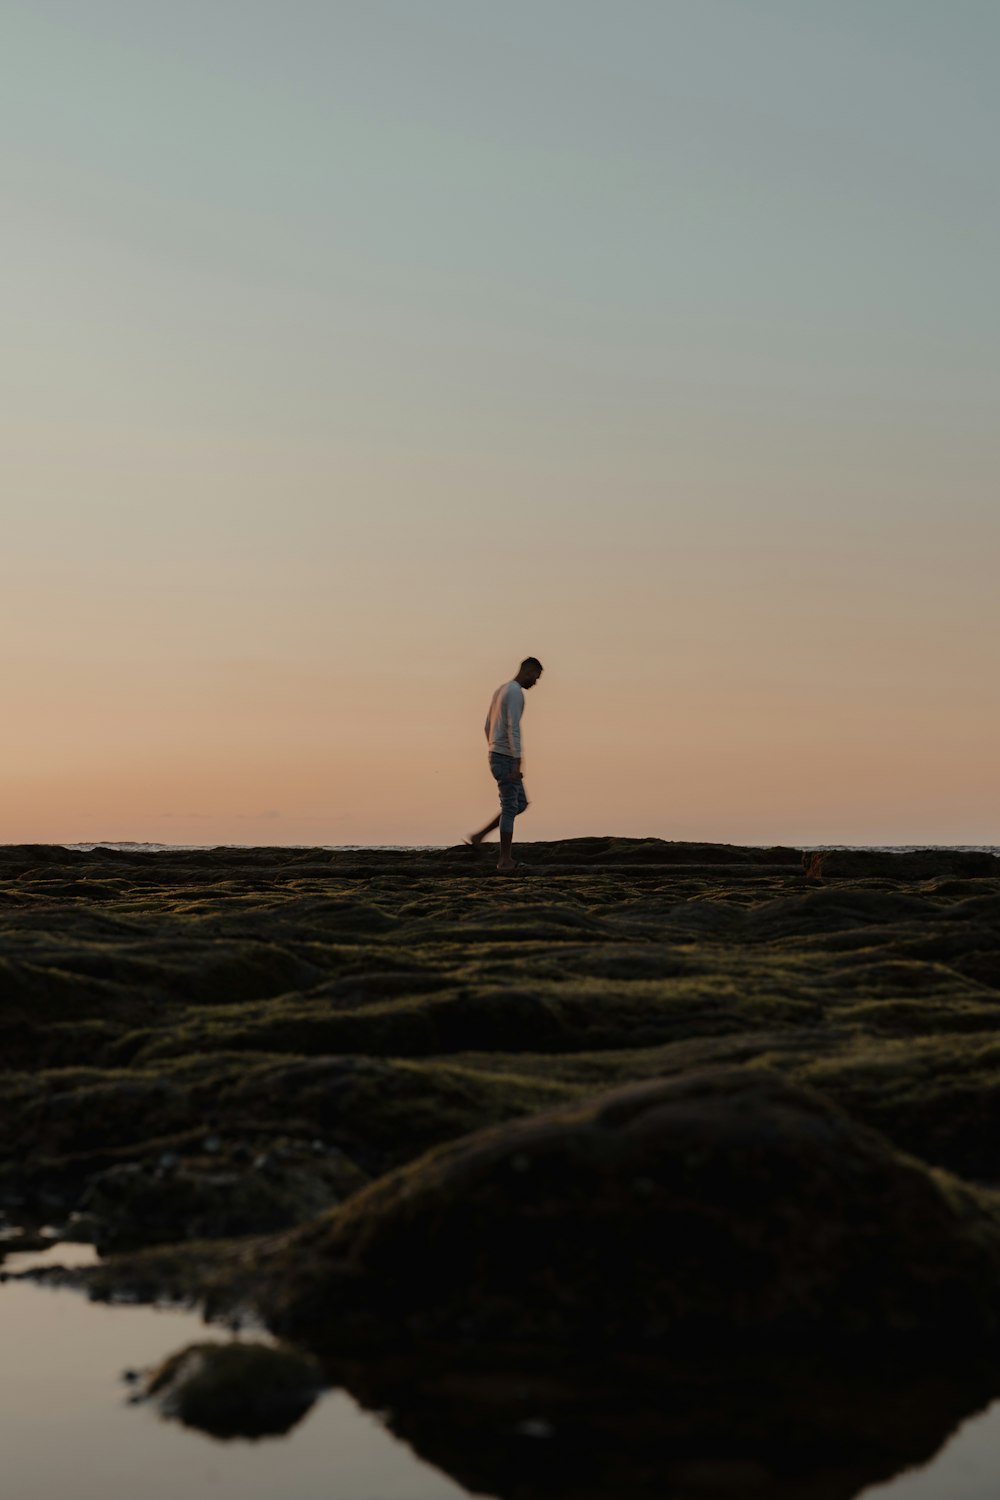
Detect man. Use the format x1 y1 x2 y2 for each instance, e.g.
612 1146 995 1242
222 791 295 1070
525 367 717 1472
467 657 544 871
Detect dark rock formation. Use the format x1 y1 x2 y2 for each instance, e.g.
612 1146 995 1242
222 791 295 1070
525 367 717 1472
4 841 1000 1318
260 1067 1000 1356
81 1144 366 1253
140 1339 324 1438
802 848 1000 880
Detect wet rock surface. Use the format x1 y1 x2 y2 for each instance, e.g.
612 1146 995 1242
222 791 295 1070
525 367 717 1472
260 1067 1000 1353
139 1339 325 1438
4 840 1000 1495
79 1136 367 1253
4 839 1000 1240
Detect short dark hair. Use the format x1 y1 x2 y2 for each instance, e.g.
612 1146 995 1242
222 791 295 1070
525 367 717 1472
520 657 543 672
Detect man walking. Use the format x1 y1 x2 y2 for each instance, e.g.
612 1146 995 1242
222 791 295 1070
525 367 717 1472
468 657 544 870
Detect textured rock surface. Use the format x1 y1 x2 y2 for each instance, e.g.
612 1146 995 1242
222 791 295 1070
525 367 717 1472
260 1067 1000 1353
80 1142 366 1253
4 840 1000 1293
6 842 1000 1497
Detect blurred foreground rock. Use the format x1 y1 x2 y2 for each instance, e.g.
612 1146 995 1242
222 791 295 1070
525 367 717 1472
140 1339 324 1438
802 847 999 879
259 1067 1000 1356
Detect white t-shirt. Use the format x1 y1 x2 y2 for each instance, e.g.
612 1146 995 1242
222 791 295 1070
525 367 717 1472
485 680 524 757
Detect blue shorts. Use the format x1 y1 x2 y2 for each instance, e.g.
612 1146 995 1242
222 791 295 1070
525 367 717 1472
489 752 528 835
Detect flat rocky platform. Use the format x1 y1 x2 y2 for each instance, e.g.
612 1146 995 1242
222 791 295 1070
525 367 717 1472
3 838 998 1215
4 839 1000 1497
3 837 1000 1237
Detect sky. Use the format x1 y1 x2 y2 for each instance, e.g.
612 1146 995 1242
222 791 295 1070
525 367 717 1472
2 0 997 847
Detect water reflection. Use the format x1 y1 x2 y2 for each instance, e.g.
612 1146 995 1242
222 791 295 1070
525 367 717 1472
862 1397 1000 1499
333 1349 997 1500
3 1266 999 1499
0 1278 467 1500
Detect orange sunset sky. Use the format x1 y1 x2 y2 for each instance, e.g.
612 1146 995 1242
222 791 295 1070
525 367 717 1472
3 2 997 848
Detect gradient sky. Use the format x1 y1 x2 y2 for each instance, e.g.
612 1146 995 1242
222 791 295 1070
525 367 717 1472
3 1 997 846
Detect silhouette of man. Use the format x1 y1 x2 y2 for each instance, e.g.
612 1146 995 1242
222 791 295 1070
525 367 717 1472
468 657 544 870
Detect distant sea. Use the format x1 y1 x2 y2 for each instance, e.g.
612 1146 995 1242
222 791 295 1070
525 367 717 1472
62 842 1000 856
62 843 442 853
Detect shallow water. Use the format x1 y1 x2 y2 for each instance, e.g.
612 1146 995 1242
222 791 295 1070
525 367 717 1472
860 1410 1000 1499
3 1241 101 1274
4 1263 1000 1500
0 1276 469 1500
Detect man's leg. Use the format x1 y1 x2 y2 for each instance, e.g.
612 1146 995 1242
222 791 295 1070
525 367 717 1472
495 767 519 869
497 778 528 870
467 814 501 848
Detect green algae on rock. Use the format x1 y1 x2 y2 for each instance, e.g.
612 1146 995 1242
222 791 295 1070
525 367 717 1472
257 1067 1000 1356
6 840 1000 1500
80 1139 367 1253
3 839 1000 1344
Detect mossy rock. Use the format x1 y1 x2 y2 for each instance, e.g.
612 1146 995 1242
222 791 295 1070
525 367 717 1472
259 1068 1000 1356
803 850 1000 880
142 1340 324 1437
82 1146 365 1252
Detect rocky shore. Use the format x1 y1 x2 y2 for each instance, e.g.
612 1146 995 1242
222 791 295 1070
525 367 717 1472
3 838 1000 1495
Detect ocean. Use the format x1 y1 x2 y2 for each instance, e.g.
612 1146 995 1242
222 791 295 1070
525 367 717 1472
61 842 1000 856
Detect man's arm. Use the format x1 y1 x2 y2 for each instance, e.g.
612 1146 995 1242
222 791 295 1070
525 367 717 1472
505 688 523 778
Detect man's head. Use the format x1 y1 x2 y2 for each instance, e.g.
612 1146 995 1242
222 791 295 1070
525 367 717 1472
516 656 544 690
